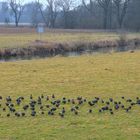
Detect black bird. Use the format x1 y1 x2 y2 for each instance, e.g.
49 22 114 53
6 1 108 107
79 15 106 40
114 101 118 105
131 103 135 106
37 97 42 105
114 104 119 110
20 96 24 100
62 100 66 104
102 106 109 111
30 100 37 105
41 111 45 115
7 113 10 117
125 108 129 112
16 98 21 105
110 111 114 115
109 98 113 102
51 101 56 105
52 94 55 99
101 100 104 104
77 97 82 101
78 100 83 105
88 101 94 106
121 105 125 109
106 102 110 105
3 108 6 111
6 103 9 106
48 111 54 116
75 106 79 110
127 99 132 102
62 107 65 114
9 104 14 107
6 96 12 102
48 111 52 115
56 103 60 108
59 112 64 118
40 106 44 110
118 102 121 105
15 112 20 117
128 106 132 110
21 112 25 117
71 107 75 112
136 100 140 105
9 108 16 112
46 96 49 101
95 97 100 101
31 111 36 116
83 99 87 102
41 94 44 99
30 107 35 111
71 99 75 104
56 100 61 104
92 100 98 104
30 94 33 99
23 105 29 110
89 109 92 113
51 107 57 112
68 99 71 103
122 97 125 99
74 111 78 115
46 105 50 108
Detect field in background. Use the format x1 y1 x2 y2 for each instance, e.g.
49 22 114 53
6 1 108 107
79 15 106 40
0 27 140 48
0 51 140 140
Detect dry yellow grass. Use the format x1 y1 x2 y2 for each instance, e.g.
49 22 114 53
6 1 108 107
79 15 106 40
0 30 140 48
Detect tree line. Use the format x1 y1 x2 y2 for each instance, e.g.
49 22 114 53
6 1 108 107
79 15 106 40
0 0 140 31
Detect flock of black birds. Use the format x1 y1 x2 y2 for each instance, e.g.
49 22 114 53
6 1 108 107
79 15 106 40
0 94 140 118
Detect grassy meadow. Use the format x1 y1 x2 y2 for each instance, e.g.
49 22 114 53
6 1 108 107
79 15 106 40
0 51 140 140
0 28 140 48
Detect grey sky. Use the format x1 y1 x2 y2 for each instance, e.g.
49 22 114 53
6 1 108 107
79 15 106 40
0 0 81 5
0 0 36 4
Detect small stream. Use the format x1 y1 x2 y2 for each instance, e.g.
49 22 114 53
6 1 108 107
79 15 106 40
0 45 139 62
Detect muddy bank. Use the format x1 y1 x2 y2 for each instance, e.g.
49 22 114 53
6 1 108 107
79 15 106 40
0 38 140 61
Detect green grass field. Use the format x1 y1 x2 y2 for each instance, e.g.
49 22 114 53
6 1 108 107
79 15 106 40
0 29 140 48
0 51 140 140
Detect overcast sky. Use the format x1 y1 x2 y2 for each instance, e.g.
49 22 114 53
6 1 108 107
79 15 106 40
0 0 59 3
0 0 37 4
0 0 81 5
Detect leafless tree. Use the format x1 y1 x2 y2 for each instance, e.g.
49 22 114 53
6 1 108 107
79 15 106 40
96 0 111 29
37 0 59 28
82 0 95 15
47 0 59 28
9 0 24 27
30 2 42 27
37 0 48 26
113 0 130 28
58 0 75 28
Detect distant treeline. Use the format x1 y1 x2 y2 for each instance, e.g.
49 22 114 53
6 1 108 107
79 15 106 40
0 0 140 31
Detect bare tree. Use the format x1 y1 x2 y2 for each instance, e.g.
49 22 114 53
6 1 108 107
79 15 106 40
29 2 43 27
58 0 75 28
113 0 130 28
82 0 95 15
47 0 59 28
96 0 111 29
37 0 48 26
37 0 59 28
9 0 24 27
